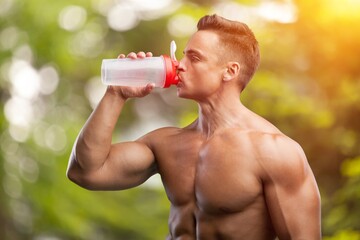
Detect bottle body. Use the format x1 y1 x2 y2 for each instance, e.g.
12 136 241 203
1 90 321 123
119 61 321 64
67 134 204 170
101 56 166 87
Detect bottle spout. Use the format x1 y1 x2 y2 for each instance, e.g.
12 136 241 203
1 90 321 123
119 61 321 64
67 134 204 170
161 40 179 88
170 40 179 70
170 40 177 61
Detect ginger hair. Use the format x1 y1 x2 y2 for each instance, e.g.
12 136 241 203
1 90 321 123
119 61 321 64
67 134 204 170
197 14 260 90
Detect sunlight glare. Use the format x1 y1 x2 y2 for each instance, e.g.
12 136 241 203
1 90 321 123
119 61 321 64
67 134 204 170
213 2 258 25
257 1 297 23
327 0 360 17
167 14 197 37
58 5 87 32
4 97 34 127
38 65 59 95
85 76 106 109
9 60 41 100
213 1 297 24
132 0 179 20
107 3 139 32
132 0 172 11
8 124 31 142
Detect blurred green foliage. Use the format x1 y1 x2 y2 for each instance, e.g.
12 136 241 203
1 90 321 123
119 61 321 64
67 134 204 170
0 0 359 239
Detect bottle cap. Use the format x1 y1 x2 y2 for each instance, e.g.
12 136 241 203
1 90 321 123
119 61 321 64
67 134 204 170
162 40 179 88
162 55 179 88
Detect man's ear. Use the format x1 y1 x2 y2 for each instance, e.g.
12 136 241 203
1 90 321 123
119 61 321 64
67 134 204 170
223 62 240 81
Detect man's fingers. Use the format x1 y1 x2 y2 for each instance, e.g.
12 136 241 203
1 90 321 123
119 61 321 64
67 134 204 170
137 52 146 58
126 52 137 59
118 51 153 59
140 83 155 96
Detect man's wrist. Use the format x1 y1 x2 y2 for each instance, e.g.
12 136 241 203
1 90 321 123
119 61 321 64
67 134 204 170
105 86 128 101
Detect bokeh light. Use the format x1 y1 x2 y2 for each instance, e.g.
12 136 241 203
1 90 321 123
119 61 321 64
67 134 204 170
44 124 67 152
9 60 41 100
257 1 297 23
107 3 139 32
38 65 60 95
0 0 14 17
167 14 197 37
0 26 20 50
58 5 87 32
85 76 106 109
4 97 34 128
0 0 360 239
213 0 297 24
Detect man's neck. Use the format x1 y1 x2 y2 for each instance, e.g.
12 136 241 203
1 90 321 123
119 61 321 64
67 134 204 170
195 90 247 137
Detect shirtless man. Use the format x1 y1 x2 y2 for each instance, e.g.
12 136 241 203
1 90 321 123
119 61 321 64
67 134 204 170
67 15 321 239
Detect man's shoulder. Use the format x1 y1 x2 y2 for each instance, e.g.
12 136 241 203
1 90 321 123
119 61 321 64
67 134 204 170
139 126 180 140
241 129 305 162
252 131 309 183
138 126 192 145
216 128 308 173
213 126 284 144
220 123 296 148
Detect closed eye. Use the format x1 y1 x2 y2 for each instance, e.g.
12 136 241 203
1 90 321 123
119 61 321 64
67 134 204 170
183 49 205 62
190 55 200 62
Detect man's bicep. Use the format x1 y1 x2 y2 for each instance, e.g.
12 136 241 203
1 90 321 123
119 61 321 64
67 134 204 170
73 141 156 191
265 172 321 239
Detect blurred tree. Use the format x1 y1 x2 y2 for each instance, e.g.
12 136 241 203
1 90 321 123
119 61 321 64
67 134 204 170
1 0 360 239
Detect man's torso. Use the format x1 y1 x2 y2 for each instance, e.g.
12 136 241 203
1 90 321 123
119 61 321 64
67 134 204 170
144 122 280 240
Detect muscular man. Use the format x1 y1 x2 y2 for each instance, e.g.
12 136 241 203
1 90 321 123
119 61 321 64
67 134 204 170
67 14 321 239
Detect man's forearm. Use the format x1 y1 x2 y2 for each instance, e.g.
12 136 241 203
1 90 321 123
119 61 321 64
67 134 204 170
73 87 126 171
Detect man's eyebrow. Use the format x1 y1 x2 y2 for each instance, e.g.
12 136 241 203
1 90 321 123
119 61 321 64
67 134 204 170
183 48 206 58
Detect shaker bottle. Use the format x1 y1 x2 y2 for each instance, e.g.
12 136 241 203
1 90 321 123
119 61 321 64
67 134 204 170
101 41 179 88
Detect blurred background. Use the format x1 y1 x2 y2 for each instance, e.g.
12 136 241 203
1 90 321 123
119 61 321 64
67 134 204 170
0 0 359 239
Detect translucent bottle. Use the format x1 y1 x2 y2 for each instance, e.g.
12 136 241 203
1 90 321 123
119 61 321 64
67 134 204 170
101 41 179 88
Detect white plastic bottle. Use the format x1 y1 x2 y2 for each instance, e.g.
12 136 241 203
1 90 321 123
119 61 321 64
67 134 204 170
101 41 179 88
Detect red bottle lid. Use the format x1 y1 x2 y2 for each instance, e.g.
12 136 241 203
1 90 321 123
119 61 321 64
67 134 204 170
162 54 179 88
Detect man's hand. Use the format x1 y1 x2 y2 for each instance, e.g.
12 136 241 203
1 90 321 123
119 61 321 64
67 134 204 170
108 51 155 100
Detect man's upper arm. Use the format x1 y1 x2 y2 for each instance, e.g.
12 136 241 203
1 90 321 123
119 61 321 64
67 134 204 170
68 139 157 191
261 135 321 240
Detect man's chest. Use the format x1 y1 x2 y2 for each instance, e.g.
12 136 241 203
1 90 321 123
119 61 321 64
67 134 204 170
155 131 264 213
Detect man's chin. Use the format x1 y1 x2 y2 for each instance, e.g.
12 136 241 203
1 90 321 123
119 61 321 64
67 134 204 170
176 91 186 99
176 90 195 101
176 90 188 99
176 85 198 100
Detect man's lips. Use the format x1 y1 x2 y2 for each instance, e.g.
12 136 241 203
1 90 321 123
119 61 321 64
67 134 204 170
176 81 183 87
176 75 183 87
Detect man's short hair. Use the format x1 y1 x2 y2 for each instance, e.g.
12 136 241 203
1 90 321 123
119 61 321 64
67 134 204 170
197 14 260 90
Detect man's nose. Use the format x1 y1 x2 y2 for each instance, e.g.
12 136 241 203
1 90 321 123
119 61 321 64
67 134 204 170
177 58 186 72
